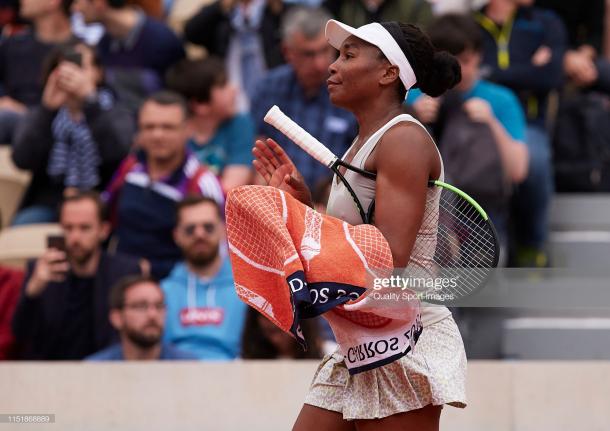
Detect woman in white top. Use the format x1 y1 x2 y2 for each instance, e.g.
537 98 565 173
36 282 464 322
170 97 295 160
253 19 466 431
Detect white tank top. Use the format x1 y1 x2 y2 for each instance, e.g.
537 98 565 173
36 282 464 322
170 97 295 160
326 114 452 327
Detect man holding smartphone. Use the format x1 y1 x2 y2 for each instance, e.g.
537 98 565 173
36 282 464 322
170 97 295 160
11 191 142 360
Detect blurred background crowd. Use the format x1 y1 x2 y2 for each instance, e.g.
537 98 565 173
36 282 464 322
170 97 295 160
1 0 610 362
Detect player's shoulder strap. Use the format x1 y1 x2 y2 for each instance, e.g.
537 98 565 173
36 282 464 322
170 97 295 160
354 114 444 181
353 114 429 165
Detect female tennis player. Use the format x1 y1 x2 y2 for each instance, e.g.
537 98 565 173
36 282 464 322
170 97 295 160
253 19 466 431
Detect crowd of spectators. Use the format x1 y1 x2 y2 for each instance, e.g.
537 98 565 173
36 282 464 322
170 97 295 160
1 0 610 361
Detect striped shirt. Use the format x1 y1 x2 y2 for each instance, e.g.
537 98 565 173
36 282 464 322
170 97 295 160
103 150 224 279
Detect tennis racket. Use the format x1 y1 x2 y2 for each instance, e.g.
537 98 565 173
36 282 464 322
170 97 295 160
264 105 500 303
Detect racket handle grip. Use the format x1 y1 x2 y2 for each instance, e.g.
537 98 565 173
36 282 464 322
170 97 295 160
264 105 337 167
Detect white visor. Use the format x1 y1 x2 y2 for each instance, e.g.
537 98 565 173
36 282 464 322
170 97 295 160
325 19 417 92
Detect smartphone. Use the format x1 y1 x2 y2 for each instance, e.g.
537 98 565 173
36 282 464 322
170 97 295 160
63 50 82 67
46 235 66 252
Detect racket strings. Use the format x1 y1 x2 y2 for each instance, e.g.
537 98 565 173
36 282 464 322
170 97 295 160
434 228 494 270
413 189 498 296
439 192 495 250
420 189 497 297
435 192 496 263
437 223 492 267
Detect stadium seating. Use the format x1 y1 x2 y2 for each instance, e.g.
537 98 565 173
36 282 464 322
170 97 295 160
0 223 62 269
501 193 610 359
0 147 30 229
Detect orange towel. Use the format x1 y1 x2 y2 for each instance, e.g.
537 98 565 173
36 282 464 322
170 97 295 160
226 185 421 374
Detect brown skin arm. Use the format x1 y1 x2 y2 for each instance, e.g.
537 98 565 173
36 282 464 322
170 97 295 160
368 123 440 268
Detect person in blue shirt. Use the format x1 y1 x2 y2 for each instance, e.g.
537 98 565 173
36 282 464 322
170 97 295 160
250 6 357 188
167 57 254 192
161 196 246 360
407 13 528 251
87 275 196 361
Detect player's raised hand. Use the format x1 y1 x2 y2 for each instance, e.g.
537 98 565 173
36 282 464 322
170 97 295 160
253 138 312 207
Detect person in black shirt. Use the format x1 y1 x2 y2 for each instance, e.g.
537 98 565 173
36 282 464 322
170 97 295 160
183 0 289 110
536 0 610 92
0 0 74 143
54 275 97 359
71 0 185 113
11 191 142 360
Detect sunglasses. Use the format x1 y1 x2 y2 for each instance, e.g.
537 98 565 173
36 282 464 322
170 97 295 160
182 222 217 236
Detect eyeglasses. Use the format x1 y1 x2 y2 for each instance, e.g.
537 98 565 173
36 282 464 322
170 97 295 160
181 222 217 236
123 302 166 312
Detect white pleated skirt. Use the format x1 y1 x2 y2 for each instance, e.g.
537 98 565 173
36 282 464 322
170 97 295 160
304 315 467 420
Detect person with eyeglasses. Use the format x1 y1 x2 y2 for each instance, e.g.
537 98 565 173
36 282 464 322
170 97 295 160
159 196 246 360
250 6 358 188
87 275 196 361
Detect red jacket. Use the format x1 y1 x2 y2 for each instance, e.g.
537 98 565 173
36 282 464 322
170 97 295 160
0 266 24 360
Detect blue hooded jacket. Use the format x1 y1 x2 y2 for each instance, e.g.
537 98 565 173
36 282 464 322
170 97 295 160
160 258 246 360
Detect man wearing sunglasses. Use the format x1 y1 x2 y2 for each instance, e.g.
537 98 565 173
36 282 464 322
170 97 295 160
160 196 246 360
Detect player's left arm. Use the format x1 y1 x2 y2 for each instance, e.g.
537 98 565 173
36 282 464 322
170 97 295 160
371 123 438 268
